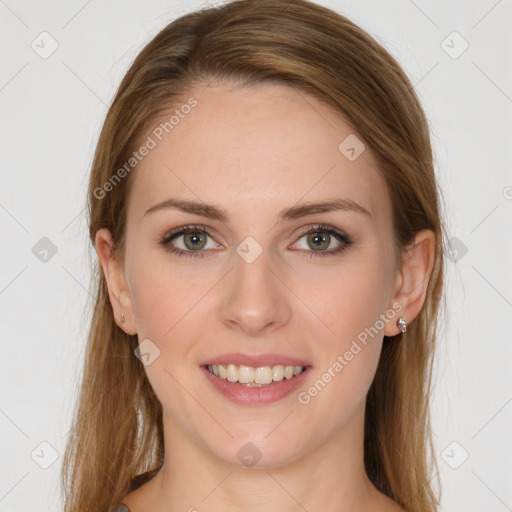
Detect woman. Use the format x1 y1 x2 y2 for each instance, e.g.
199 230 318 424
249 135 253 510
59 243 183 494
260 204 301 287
61 1 447 511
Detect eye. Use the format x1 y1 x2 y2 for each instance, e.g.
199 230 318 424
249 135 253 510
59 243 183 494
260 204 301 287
159 223 353 260
291 224 353 258
160 225 219 260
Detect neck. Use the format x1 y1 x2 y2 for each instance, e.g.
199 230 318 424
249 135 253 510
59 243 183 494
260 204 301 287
140 404 385 512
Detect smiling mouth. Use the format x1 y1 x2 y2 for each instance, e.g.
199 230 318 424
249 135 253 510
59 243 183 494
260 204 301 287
205 363 307 386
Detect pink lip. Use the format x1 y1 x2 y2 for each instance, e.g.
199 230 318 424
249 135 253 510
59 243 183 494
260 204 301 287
200 352 311 368
200 365 311 406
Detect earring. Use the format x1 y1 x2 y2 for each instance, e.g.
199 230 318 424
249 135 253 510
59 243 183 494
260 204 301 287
121 312 125 323
397 316 407 333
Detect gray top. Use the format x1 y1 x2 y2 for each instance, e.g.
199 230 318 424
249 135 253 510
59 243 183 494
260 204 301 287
110 505 130 512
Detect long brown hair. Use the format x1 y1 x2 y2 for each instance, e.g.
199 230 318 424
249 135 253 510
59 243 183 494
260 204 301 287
61 1 447 510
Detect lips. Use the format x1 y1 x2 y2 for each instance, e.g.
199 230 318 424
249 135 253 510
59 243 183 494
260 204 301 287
201 365 310 405
200 352 311 368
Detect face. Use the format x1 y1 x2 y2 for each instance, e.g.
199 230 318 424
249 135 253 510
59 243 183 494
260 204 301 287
102 82 406 468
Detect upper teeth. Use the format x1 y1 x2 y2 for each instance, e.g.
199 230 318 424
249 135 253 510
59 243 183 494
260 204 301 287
207 364 305 385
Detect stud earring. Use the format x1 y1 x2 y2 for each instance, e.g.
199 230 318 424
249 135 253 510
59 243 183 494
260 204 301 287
121 312 125 323
397 316 407 333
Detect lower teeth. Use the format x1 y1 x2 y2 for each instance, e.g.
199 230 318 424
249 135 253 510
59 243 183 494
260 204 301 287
238 382 274 387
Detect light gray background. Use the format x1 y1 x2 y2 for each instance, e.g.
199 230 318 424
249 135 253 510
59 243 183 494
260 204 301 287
1 1 511 511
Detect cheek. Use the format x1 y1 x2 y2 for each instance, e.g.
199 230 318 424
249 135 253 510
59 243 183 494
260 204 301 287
128 249 207 342
126 252 215 431
292 257 389 409
297 256 390 349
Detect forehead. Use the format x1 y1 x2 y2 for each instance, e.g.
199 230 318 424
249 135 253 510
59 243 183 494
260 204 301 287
127 82 391 228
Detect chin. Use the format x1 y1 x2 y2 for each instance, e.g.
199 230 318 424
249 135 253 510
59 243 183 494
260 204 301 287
205 431 306 470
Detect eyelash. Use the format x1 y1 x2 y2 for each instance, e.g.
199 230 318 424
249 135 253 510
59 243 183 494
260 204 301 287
159 223 353 260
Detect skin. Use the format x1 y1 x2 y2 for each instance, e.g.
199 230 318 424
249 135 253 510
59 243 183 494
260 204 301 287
96 81 435 512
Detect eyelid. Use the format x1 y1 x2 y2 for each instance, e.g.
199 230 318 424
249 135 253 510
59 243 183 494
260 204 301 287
162 224 220 243
293 223 349 242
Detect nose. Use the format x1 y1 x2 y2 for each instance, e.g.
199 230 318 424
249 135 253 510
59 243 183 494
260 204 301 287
219 246 292 337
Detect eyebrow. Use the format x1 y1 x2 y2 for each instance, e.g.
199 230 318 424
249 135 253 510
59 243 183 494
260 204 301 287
143 197 372 222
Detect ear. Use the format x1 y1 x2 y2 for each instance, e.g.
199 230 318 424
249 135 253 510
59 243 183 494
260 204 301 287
384 229 436 336
94 228 137 335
